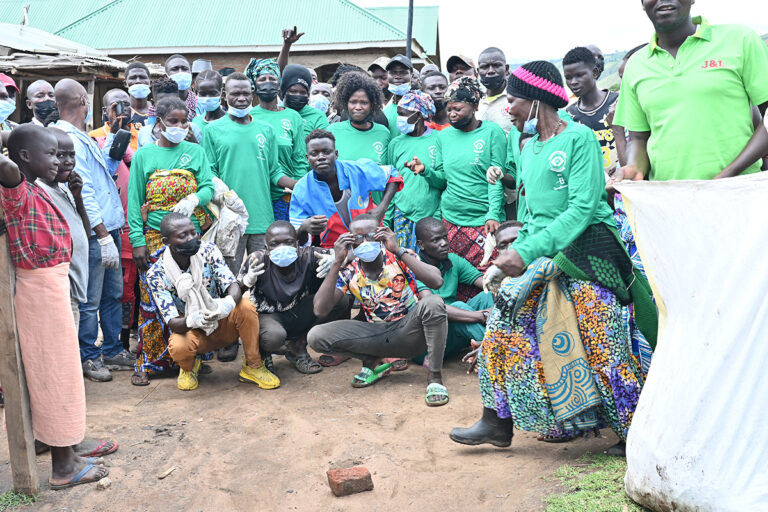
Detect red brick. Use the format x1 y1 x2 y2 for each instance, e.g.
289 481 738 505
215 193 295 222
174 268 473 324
326 466 374 497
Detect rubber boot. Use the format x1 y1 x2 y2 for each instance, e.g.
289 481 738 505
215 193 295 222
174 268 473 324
449 407 513 447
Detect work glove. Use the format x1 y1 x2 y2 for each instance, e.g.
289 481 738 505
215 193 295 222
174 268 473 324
186 311 216 331
479 234 496 267
171 193 199 217
483 264 504 296
203 296 236 322
315 250 335 278
486 166 503 185
98 235 120 270
242 259 265 288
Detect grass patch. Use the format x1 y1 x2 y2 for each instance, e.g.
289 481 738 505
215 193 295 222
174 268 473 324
544 453 649 512
0 491 36 512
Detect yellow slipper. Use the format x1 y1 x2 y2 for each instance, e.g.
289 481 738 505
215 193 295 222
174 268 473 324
239 358 280 389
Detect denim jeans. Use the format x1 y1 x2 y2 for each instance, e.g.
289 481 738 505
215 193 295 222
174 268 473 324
79 229 123 361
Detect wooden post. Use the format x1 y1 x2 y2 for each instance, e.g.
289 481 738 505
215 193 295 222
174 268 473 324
0 212 39 495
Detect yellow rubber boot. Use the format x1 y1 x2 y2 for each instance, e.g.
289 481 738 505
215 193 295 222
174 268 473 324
177 358 201 391
239 357 280 389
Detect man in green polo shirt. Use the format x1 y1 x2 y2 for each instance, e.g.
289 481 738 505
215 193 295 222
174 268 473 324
413 217 499 365
614 1 768 182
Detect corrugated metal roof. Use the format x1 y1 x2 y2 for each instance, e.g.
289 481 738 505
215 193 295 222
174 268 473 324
0 22 105 55
367 6 438 56
0 0 115 33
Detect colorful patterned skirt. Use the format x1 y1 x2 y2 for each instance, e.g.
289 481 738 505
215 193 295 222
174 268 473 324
393 206 419 252
442 219 492 301
478 275 646 441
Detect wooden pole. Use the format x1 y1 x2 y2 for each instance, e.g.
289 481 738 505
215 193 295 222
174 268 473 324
0 211 39 495
406 0 414 60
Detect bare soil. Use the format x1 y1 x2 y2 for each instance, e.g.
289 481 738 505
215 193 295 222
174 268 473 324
1 352 618 512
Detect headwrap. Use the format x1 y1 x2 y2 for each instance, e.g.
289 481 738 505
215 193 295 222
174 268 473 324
280 64 312 95
397 91 436 119
445 76 484 105
244 58 281 88
507 60 569 109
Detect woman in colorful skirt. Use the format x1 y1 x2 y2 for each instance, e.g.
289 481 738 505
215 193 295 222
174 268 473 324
449 61 656 456
128 97 214 386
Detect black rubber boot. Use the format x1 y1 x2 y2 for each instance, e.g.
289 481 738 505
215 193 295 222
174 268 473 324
449 408 513 447
217 341 240 362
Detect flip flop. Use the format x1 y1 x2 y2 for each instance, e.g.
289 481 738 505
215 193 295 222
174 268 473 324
425 382 449 407
537 434 577 443
50 464 109 490
318 354 351 367
383 358 409 371
77 439 118 458
131 372 150 386
351 363 392 388
286 352 323 374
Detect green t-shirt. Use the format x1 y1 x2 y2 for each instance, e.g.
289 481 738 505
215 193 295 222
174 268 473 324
202 115 286 234
383 102 400 140
614 17 768 181
415 253 482 304
512 121 615 265
388 130 446 221
252 106 308 200
127 141 214 248
439 121 507 227
298 104 330 139
328 120 391 165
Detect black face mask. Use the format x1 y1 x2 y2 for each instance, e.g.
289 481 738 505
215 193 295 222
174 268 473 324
433 99 447 112
451 115 473 129
255 82 279 103
33 99 57 121
172 238 201 257
284 94 309 111
480 75 506 92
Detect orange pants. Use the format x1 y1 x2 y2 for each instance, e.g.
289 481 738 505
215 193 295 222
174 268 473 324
169 298 261 371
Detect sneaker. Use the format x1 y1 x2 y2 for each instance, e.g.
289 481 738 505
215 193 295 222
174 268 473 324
177 359 201 391
103 349 135 371
83 358 112 382
217 341 239 362
239 357 280 389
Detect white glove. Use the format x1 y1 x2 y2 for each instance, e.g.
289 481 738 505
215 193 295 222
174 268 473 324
203 296 236 322
486 166 504 185
97 235 120 270
186 311 216 331
479 234 497 267
242 259 265 288
483 265 504 296
315 250 335 278
171 193 199 217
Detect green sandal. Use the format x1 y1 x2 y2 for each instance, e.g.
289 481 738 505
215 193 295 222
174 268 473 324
351 363 392 388
425 382 449 407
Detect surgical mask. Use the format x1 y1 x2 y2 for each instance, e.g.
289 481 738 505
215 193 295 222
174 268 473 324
159 120 189 144
523 101 540 135
0 99 15 122
196 96 221 113
433 99 447 112
396 115 416 135
309 94 330 113
33 99 56 121
480 75 506 92
451 115 472 129
284 94 309 111
228 105 253 118
128 83 151 99
388 82 411 96
353 241 382 263
172 238 201 256
170 72 192 91
268 245 298 267
255 82 279 103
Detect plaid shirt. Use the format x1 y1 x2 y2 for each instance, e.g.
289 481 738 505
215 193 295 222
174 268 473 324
0 179 71 269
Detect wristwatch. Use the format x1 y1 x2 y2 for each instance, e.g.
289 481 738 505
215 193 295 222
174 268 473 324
395 247 409 260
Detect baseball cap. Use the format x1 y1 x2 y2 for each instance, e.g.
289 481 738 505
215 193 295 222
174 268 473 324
367 57 390 73
385 54 413 71
446 55 476 73
0 73 19 94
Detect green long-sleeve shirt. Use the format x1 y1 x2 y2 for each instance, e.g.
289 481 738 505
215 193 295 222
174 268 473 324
439 121 507 226
202 115 286 234
297 104 330 138
512 121 615 265
127 141 214 248
383 102 400 140
388 130 446 221
252 106 308 200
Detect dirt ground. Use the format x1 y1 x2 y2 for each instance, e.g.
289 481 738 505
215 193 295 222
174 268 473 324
1 350 618 512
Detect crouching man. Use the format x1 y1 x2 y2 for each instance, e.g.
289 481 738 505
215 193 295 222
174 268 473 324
146 212 280 391
308 214 450 407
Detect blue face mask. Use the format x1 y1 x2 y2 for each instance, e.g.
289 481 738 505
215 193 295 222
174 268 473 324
0 99 16 122
228 105 253 118
197 96 221 114
523 101 539 135
388 82 411 96
353 241 382 263
396 115 416 135
170 72 192 91
128 83 151 99
309 94 330 113
269 245 299 267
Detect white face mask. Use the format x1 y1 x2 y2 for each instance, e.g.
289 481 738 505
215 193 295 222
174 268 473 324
159 120 188 143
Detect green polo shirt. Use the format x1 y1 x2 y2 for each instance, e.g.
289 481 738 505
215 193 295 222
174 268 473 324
415 253 482 304
615 17 768 181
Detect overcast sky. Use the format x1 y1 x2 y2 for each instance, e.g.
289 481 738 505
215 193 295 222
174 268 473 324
354 0 768 66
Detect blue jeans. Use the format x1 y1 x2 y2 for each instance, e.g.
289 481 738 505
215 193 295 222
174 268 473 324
79 229 123 361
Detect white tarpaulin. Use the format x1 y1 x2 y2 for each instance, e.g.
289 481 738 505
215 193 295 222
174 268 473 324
616 174 768 511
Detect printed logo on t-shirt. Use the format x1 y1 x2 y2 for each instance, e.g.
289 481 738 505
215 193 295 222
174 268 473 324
373 142 385 161
179 153 192 167
428 145 437 167
280 119 292 141
472 139 486 165
549 150 568 191
255 133 267 160
702 60 726 69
